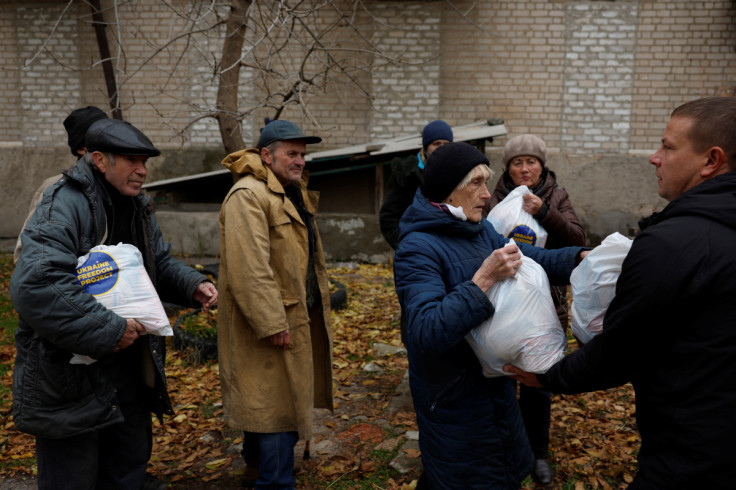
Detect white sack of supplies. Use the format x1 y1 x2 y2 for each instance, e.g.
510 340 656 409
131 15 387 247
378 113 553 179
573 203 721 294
486 185 548 247
71 243 171 365
570 232 633 344
466 241 565 377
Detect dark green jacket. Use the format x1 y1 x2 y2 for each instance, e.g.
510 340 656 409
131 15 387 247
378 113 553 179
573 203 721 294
11 158 206 438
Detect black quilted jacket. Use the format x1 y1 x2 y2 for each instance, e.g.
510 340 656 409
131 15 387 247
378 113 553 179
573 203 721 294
11 158 206 438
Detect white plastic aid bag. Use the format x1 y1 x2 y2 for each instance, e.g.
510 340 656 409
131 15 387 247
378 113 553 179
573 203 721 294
569 232 633 344
70 243 172 365
486 185 548 247
465 241 565 377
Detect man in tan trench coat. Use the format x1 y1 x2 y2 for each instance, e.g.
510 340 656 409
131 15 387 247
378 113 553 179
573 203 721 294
217 120 333 489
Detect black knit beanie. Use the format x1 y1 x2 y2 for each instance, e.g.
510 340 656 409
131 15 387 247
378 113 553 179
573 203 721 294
63 106 108 156
421 142 490 202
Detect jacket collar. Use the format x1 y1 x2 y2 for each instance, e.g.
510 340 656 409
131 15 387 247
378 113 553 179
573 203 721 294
65 158 151 208
222 147 319 218
639 171 736 232
498 167 553 198
399 189 484 241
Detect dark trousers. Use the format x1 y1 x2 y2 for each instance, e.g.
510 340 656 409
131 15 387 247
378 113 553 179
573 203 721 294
242 431 299 489
35 387 152 490
518 383 551 459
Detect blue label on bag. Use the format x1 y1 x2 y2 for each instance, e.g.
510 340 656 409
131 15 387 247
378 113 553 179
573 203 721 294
506 225 538 246
76 251 120 295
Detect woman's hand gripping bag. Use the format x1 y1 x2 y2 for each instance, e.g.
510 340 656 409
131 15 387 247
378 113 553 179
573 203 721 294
71 243 172 365
570 232 633 344
486 185 548 247
465 242 565 377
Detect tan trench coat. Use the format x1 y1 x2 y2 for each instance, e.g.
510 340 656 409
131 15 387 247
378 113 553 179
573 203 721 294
217 148 333 440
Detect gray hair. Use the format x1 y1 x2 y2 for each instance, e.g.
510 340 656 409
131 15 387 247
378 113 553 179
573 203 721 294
84 152 116 166
456 164 493 190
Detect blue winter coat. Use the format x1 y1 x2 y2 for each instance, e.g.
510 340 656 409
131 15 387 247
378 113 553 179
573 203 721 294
394 190 583 489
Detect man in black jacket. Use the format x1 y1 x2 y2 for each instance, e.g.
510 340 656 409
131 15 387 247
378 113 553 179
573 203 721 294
11 118 218 489
506 96 736 489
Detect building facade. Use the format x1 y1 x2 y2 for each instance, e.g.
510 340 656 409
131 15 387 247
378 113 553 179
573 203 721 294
2 0 735 256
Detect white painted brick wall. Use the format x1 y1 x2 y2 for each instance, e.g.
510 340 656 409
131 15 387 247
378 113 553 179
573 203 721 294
369 1 443 140
0 0 735 155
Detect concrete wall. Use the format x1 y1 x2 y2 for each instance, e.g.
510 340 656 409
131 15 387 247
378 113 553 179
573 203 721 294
154 211 393 264
1 0 734 258
2 149 71 237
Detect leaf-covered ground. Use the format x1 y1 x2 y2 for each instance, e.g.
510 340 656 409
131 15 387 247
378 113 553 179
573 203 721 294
0 254 638 488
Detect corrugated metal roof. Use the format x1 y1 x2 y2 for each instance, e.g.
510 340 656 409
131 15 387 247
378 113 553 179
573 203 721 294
143 120 506 190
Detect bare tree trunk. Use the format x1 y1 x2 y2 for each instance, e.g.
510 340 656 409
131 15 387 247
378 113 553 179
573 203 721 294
217 0 251 154
89 0 123 120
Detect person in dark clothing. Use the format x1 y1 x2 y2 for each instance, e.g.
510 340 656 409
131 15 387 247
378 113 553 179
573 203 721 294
483 133 586 486
506 96 736 490
11 118 218 489
380 120 453 344
14 105 109 263
394 142 587 489
379 120 454 250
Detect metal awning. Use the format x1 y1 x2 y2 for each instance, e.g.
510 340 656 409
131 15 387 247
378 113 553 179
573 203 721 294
143 119 506 190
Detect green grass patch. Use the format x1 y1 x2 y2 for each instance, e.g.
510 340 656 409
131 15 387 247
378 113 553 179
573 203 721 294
0 455 37 475
0 253 18 413
0 302 17 342
177 310 217 339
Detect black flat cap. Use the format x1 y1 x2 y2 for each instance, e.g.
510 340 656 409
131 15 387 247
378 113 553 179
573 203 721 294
85 119 160 157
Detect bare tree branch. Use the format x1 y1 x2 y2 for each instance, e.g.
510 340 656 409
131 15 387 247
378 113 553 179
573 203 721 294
20 0 467 151
20 0 76 68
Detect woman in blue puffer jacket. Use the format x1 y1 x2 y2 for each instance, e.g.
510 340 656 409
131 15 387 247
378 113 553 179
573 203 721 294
393 142 586 489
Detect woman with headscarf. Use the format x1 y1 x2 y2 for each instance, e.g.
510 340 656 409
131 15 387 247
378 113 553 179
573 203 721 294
393 142 587 489
482 134 586 486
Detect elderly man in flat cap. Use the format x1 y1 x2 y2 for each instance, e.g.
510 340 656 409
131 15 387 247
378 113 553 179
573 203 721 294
218 119 333 489
11 118 218 489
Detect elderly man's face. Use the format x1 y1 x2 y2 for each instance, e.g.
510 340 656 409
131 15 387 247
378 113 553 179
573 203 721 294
92 152 148 196
261 141 307 186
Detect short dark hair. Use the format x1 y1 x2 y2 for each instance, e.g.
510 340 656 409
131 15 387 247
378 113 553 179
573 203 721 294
671 97 736 171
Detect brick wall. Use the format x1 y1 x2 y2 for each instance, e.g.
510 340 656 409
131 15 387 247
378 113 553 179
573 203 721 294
15 4 81 146
441 2 567 139
3 0 736 243
369 1 443 139
631 1 736 151
2 1 735 153
440 0 736 154
0 5 21 146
